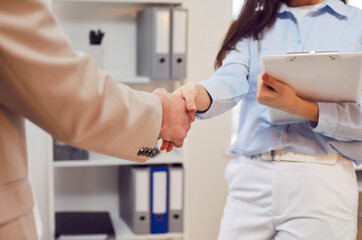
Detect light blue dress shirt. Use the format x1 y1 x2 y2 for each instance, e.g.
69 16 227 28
197 0 362 162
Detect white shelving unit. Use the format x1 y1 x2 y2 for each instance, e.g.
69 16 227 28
53 149 184 168
48 0 186 239
355 166 362 171
50 149 185 240
112 216 183 240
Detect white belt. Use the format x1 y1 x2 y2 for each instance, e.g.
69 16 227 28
254 150 339 165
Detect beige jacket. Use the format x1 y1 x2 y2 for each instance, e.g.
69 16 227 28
0 0 162 235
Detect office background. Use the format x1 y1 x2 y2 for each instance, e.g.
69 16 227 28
26 0 362 239
27 0 233 239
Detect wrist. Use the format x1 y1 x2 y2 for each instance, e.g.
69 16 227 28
195 84 212 112
153 92 168 131
294 98 319 122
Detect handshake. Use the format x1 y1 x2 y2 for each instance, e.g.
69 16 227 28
153 83 210 152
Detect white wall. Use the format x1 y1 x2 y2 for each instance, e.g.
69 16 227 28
349 0 362 9
233 0 244 18
182 0 233 239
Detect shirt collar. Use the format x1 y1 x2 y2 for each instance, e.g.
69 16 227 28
278 0 348 20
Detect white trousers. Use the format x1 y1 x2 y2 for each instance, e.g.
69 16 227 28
218 156 358 240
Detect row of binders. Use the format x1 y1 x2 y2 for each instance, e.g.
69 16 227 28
137 7 187 80
53 138 89 161
119 164 184 235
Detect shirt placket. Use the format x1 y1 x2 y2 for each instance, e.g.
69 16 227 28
293 14 305 52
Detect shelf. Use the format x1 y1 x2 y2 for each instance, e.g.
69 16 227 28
53 0 183 4
105 70 183 85
53 149 184 167
355 165 362 171
53 212 183 240
112 214 183 240
104 70 151 84
115 76 150 84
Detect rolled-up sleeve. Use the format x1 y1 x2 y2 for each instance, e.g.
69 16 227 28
196 38 251 119
312 101 362 141
312 39 362 142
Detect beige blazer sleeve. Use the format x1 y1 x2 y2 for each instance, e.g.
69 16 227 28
0 0 162 163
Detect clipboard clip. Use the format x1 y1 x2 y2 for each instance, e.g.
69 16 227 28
287 51 339 55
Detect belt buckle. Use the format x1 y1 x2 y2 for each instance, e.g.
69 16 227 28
271 150 276 161
259 152 273 161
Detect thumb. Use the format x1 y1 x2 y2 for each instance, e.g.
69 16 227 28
153 88 167 95
184 90 197 113
262 73 280 91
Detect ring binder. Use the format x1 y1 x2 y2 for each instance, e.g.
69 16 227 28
137 8 171 80
170 8 188 80
150 165 169 234
168 164 184 233
119 166 151 234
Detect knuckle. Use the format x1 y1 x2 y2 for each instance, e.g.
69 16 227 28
256 94 264 104
256 92 261 100
178 132 187 142
185 88 195 96
154 88 162 93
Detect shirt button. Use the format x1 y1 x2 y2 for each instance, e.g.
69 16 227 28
320 131 326 135
297 39 301 44
276 131 282 138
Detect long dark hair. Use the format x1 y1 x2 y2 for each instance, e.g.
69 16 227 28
215 0 347 69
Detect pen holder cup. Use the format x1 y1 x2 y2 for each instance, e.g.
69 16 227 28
87 45 104 69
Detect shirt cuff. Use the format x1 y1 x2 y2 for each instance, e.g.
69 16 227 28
312 102 339 137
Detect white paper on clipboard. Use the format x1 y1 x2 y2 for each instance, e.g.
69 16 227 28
260 52 362 124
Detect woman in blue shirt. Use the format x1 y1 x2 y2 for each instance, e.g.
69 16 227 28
162 0 362 239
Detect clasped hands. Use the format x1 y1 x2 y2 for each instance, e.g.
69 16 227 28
153 88 195 152
153 83 209 152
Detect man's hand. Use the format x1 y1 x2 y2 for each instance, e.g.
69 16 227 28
153 88 195 152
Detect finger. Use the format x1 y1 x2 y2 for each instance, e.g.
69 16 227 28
166 142 174 152
257 75 277 104
160 140 166 151
257 75 263 93
262 73 281 92
173 87 182 96
152 88 167 95
173 84 198 112
257 75 271 97
174 139 184 148
160 140 170 151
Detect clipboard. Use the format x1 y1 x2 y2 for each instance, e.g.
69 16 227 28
260 51 362 123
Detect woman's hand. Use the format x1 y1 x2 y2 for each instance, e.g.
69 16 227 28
160 83 212 152
256 73 319 122
173 82 212 113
